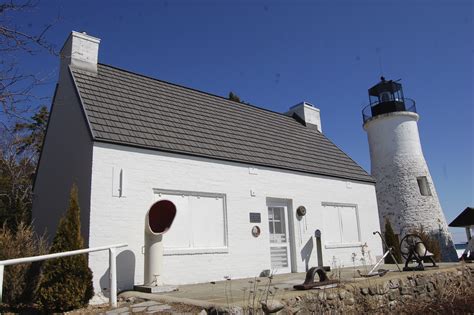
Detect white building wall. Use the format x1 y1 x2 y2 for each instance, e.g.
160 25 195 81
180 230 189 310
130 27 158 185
32 69 93 242
364 111 457 261
88 142 382 297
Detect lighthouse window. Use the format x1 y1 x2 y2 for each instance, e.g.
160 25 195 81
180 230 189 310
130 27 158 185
417 176 432 196
380 91 392 102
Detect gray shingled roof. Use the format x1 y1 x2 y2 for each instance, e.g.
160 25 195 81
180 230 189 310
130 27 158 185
71 64 374 183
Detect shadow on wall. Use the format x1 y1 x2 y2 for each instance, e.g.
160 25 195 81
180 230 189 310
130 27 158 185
99 250 136 297
436 231 459 262
301 236 313 271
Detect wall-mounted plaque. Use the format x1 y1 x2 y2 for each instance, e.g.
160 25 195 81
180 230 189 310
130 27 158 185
252 226 261 237
296 206 307 217
249 212 261 223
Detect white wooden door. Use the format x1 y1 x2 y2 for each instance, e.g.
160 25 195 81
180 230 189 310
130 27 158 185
268 206 291 273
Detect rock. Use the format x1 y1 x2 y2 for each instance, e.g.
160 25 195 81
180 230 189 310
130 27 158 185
339 290 347 300
413 285 426 294
376 283 389 295
287 297 297 306
399 286 412 295
345 297 355 306
228 306 244 315
131 306 147 313
388 290 398 301
361 287 369 295
327 293 336 300
375 295 385 307
388 301 397 310
147 304 171 312
401 295 414 303
133 301 161 308
388 279 400 289
198 310 207 315
415 277 427 286
261 300 284 314
106 307 130 315
368 286 377 296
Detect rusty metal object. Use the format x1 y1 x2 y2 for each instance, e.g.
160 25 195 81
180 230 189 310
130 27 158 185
400 234 438 271
357 269 389 278
293 267 338 290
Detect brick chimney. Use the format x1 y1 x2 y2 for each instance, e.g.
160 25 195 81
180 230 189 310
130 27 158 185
60 31 100 79
285 102 322 132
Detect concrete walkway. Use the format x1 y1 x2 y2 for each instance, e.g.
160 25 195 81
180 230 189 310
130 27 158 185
119 263 461 309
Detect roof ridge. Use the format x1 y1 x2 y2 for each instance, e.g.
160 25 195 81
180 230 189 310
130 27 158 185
97 63 296 121
72 64 374 183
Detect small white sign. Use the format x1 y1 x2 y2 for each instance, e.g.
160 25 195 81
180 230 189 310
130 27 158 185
249 167 259 175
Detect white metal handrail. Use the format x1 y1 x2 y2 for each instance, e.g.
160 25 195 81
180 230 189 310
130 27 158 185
0 243 127 308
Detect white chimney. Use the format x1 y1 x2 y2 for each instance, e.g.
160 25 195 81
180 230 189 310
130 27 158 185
285 102 322 132
60 31 100 79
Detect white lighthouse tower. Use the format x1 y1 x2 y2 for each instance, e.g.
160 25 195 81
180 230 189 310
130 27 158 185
362 77 457 261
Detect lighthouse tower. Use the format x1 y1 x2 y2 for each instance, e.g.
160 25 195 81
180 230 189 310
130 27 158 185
362 77 457 261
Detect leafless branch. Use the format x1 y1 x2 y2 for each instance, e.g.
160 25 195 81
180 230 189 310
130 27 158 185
0 0 58 124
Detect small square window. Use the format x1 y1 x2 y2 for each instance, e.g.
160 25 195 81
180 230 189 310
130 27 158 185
417 176 432 196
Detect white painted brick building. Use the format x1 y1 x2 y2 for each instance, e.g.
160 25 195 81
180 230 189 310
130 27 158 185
33 31 382 301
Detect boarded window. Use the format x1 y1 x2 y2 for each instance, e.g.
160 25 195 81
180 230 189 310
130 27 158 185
155 191 227 250
323 206 341 244
340 206 359 242
323 204 360 244
417 176 432 196
112 167 125 197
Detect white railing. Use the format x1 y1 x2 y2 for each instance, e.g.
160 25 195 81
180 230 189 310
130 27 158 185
0 243 127 308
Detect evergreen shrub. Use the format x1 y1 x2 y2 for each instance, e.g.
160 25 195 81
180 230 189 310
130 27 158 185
36 184 94 311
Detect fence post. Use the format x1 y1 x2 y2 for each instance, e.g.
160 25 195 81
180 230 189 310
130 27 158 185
109 247 117 308
0 264 4 303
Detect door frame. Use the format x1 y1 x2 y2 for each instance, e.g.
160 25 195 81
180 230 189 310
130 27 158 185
266 198 296 273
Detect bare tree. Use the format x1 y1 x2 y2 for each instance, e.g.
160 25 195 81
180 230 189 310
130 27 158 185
0 0 57 125
0 126 36 228
0 1 55 229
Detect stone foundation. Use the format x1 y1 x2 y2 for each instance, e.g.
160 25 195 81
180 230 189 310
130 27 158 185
282 265 474 313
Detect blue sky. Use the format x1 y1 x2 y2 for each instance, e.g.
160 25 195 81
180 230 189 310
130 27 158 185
12 0 473 242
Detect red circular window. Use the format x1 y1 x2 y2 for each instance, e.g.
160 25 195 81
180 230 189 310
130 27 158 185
148 200 176 234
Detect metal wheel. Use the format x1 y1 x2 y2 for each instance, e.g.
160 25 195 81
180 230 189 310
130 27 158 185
399 234 423 260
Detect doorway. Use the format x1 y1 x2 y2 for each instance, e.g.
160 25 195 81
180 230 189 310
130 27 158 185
267 202 293 274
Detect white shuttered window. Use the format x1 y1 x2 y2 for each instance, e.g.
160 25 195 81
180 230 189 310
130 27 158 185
154 190 227 253
323 204 360 245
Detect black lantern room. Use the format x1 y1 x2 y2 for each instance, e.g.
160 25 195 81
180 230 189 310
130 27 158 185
362 77 416 123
